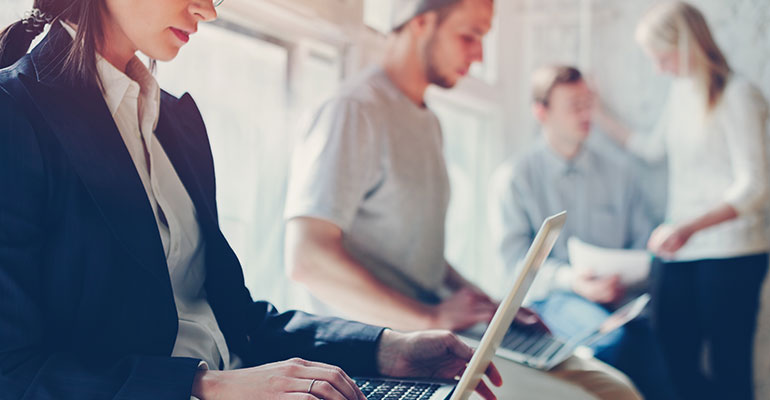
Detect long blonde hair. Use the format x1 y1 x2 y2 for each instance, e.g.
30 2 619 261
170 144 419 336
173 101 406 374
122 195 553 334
636 1 731 110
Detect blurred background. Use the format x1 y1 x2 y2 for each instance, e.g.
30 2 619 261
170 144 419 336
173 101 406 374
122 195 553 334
2 0 769 393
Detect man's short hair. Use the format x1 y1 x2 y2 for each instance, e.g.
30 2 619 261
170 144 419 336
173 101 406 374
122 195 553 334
531 65 583 106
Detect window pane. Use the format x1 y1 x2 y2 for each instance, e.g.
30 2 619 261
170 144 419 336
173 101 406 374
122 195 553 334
430 101 502 292
155 22 342 310
0 1 28 28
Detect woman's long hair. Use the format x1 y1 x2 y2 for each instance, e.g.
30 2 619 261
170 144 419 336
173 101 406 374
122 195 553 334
636 1 731 111
0 0 104 87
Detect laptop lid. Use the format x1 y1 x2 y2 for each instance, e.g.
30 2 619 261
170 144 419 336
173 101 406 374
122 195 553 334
541 293 651 370
450 211 567 400
579 293 651 347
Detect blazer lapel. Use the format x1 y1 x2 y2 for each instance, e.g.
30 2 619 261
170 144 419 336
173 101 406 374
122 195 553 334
155 94 218 230
20 25 170 285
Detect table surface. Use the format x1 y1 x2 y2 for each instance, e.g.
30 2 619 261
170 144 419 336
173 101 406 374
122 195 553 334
465 353 598 400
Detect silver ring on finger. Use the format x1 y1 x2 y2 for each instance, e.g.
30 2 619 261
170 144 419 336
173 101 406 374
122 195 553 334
308 378 317 393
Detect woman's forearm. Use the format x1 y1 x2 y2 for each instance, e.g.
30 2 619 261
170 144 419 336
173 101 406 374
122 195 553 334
682 203 739 236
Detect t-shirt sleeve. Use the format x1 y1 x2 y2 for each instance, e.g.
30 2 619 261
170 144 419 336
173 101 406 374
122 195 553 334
284 98 381 232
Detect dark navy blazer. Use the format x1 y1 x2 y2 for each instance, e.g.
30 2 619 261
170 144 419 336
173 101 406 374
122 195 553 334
0 24 382 400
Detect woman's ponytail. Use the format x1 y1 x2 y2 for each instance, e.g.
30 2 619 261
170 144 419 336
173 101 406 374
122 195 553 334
0 8 55 69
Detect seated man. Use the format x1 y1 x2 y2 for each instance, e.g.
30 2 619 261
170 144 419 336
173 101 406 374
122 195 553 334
283 1 641 398
488 65 678 399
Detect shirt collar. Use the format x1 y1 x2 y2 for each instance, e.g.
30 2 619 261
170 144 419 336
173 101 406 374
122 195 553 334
538 138 594 178
60 22 161 130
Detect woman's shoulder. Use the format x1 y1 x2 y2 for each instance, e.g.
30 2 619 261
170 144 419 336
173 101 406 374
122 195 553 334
0 68 32 120
0 49 35 82
723 73 767 105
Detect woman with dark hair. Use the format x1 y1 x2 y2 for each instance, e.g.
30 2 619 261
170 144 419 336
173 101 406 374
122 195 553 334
0 1 502 399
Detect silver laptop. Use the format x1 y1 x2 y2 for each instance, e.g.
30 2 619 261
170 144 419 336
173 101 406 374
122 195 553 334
352 211 567 400
460 293 651 371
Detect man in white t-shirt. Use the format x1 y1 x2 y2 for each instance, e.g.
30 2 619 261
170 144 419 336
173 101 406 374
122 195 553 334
283 2 641 399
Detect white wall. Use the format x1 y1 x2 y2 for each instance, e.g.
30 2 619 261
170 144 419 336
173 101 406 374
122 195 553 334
503 0 770 211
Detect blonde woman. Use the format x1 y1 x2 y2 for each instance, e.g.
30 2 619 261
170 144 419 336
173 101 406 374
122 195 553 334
598 2 769 399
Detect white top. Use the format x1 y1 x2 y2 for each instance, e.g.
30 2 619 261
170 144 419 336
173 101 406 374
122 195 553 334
628 74 770 261
61 24 232 371
285 66 451 309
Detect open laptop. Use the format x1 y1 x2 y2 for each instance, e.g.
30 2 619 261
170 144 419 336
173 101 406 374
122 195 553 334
460 293 651 371
352 211 567 400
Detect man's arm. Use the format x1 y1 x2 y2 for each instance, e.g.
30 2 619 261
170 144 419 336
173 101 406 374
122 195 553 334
285 216 435 330
285 217 495 332
443 262 489 296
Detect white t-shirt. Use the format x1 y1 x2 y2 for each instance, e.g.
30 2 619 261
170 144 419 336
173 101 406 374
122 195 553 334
628 74 770 261
285 66 451 307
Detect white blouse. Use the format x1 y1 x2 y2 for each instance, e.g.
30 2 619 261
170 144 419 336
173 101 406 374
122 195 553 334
628 74 770 261
62 23 233 371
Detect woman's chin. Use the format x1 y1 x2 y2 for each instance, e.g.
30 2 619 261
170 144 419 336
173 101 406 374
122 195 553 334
142 46 182 63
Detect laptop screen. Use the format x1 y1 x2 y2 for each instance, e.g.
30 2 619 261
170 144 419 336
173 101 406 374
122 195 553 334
449 212 567 400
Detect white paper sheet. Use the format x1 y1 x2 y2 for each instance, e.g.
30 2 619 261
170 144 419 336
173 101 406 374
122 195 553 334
567 237 652 286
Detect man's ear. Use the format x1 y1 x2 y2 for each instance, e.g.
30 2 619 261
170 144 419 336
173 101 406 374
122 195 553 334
406 11 439 38
533 103 548 124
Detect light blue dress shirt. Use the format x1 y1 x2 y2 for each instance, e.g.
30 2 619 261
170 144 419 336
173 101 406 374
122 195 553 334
488 139 655 302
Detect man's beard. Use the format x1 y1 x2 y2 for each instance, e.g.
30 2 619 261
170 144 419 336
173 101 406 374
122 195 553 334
424 34 455 89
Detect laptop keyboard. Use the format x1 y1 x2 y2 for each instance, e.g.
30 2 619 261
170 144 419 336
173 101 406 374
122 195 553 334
354 378 442 400
502 326 565 359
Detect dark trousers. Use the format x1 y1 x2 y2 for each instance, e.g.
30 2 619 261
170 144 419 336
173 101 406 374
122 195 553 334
651 254 768 400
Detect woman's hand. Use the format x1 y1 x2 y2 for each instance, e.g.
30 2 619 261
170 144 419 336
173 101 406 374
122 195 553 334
192 358 366 400
376 330 503 400
647 224 695 258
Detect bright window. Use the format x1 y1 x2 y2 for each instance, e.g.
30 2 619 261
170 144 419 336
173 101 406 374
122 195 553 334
0 2 28 27
156 21 342 310
430 101 503 293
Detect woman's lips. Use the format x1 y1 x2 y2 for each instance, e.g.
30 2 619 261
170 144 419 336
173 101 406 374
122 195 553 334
170 27 190 43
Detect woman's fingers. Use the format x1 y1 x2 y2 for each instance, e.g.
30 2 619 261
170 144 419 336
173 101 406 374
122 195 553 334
485 362 503 387
289 359 364 400
475 378 498 400
304 378 350 400
285 394 321 400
